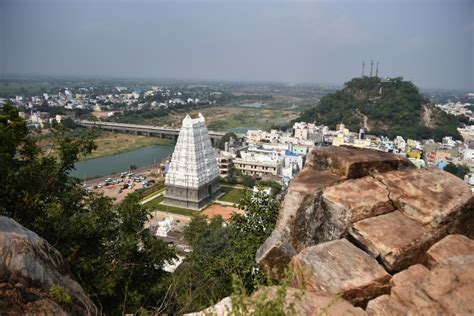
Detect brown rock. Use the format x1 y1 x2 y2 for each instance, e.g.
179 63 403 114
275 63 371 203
0 282 67 316
349 211 437 272
255 230 296 280
252 287 367 316
0 216 97 315
257 147 416 279
257 169 342 279
366 257 474 316
307 146 413 179
186 287 367 316
276 169 343 249
319 176 396 242
290 239 390 306
375 168 473 230
426 234 474 268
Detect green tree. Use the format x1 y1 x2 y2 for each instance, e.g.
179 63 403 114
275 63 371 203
444 163 470 179
215 132 238 150
164 191 279 314
241 174 256 188
0 103 175 314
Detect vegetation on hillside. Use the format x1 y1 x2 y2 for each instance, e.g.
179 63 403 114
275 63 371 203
297 77 465 141
160 191 279 314
1 102 281 314
0 103 175 314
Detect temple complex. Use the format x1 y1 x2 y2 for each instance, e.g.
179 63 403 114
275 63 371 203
164 113 220 209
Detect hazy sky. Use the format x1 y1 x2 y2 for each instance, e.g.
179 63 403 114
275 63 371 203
1 0 473 90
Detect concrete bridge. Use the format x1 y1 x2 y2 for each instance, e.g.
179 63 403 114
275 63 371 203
78 120 227 143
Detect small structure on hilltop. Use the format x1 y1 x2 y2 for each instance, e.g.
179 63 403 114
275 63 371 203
164 113 220 209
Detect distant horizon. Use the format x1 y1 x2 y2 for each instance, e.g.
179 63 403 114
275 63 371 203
1 0 472 91
2 72 472 93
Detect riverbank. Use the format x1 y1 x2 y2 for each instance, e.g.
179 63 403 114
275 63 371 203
80 132 173 161
37 131 174 161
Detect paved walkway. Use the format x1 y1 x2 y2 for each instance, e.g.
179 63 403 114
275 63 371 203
214 200 238 206
140 189 166 205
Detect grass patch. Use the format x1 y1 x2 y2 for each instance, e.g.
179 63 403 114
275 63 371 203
218 186 247 204
143 194 197 217
155 203 198 217
139 106 301 132
143 194 165 209
82 132 172 160
38 131 173 161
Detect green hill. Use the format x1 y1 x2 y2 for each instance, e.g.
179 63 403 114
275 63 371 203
298 77 464 141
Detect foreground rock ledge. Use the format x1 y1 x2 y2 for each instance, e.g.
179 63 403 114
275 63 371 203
186 286 366 316
257 146 473 281
366 257 474 315
290 239 390 306
0 216 97 315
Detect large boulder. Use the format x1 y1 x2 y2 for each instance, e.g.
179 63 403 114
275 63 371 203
306 146 413 178
254 230 296 280
374 168 473 231
349 211 438 272
425 234 474 268
275 169 343 251
256 169 342 279
290 239 391 306
366 234 474 315
0 216 97 315
317 176 395 243
366 257 474 315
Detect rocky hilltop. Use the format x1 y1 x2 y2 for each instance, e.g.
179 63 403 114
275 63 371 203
194 146 474 315
0 216 98 315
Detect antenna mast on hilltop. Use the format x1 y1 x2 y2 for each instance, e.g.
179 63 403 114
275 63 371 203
375 61 379 77
370 60 374 77
361 61 365 77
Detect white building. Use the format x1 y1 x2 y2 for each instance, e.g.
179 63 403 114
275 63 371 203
164 113 221 209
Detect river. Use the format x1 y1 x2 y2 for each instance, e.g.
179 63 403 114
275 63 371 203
70 144 175 179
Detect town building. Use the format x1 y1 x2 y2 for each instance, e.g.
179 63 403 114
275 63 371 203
164 114 220 209
217 151 233 180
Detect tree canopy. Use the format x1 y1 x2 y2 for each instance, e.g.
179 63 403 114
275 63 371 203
0 103 175 314
162 191 279 314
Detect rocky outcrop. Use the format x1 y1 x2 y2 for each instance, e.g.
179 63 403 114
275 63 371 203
366 235 474 315
254 146 473 315
290 239 391 306
0 216 97 315
257 146 473 280
256 147 416 279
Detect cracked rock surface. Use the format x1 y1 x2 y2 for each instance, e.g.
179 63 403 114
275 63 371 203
0 216 98 315
252 146 474 315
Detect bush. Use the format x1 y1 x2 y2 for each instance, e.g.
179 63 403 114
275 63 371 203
49 285 72 304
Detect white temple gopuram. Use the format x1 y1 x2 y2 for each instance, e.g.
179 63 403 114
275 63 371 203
163 113 221 209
